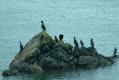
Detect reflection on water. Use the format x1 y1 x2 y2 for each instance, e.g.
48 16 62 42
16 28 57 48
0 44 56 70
1 65 119 80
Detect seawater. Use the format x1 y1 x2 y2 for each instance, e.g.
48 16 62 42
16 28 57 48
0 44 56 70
0 0 119 80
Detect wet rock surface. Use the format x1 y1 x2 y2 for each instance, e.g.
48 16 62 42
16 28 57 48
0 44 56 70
2 31 118 76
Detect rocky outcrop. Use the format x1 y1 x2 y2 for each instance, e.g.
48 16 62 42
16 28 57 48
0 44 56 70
2 31 118 76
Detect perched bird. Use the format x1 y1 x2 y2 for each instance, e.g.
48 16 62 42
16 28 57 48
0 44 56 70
19 41 24 52
41 20 46 31
90 38 94 49
73 37 79 47
80 40 84 48
59 34 64 41
54 36 58 43
113 47 117 56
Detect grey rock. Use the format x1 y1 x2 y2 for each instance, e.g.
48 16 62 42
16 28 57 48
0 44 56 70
3 31 118 76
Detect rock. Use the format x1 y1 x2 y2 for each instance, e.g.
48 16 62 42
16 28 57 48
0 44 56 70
19 63 32 73
51 48 68 62
3 32 50 76
78 56 99 68
3 31 118 76
38 56 63 70
31 63 44 73
39 56 55 68
98 54 114 67
2 69 18 76
2 70 11 76
59 43 73 55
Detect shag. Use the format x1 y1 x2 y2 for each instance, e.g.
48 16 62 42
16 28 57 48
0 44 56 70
113 47 117 56
19 41 24 52
54 36 58 43
41 20 46 31
80 40 84 48
90 38 94 49
59 34 64 41
73 37 79 47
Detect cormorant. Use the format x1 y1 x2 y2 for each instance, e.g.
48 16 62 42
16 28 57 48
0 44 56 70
59 34 64 41
73 37 79 47
113 47 117 56
54 36 58 43
19 41 24 52
90 38 94 49
41 20 46 31
80 40 84 48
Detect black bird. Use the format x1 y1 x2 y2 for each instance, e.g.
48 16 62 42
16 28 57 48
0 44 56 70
113 47 117 56
80 40 84 48
19 41 24 52
90 38 94 49
59 34 64 41
54 36 58 43
41 20 46 31
73 37 79 47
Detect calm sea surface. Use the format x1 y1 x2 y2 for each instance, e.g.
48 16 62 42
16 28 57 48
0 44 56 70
0 0 119 80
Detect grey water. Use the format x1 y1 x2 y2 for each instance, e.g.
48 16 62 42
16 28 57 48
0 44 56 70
0 0 119 80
